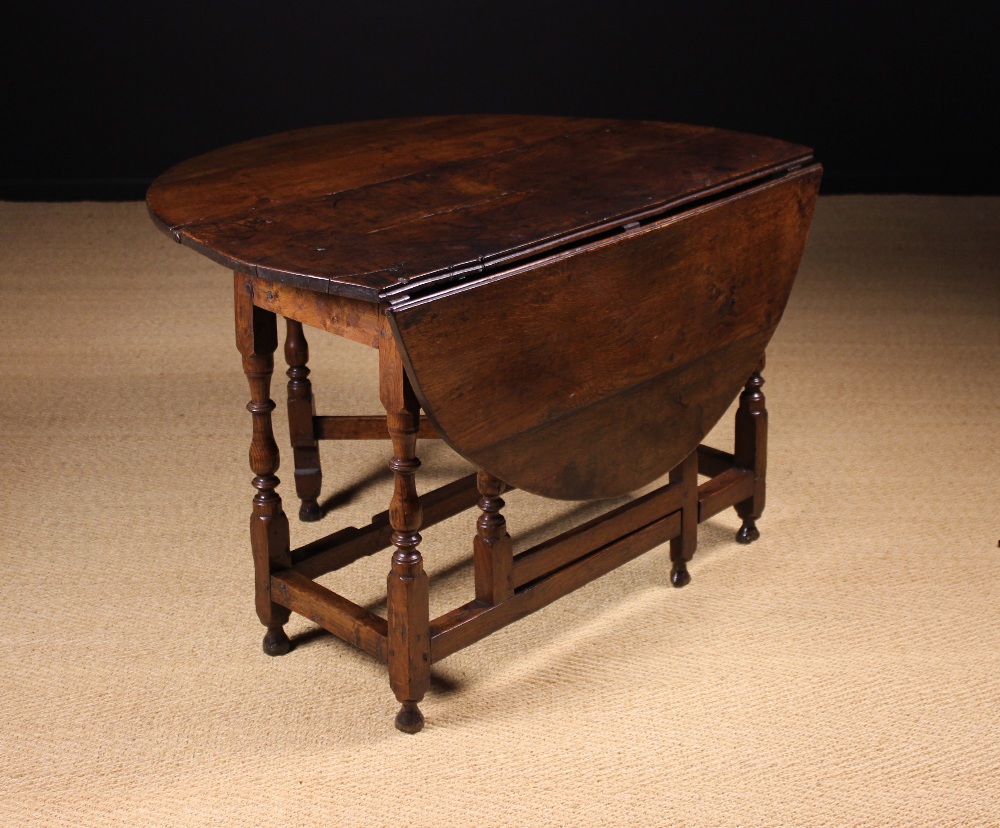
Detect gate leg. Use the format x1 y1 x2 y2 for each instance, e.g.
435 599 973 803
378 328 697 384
735 357 767 544
285 319 323 522
669 450 699 587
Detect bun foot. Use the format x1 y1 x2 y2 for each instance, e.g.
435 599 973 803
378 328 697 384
395 702 425 734
670 565 691 588
736 520 760 545
298 501 322 522
262 625 291 656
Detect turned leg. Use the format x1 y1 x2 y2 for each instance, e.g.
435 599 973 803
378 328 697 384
734 357 767 544
380 337 430 733
235 274 292 655
669 450 699 587
474 470 514 605
284 318 323 522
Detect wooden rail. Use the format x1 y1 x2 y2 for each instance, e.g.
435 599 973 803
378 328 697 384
314 415 440 440
512 478 684 588
698 467 755 521
430 513 682 662
696 444 737 477
279 442 758 665
272 570 388 661
291 473 481 579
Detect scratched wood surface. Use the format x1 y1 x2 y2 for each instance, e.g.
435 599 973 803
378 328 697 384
388 167 822 499
146 115 813 300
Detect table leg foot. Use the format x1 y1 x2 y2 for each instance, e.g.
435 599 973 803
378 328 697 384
670 563 691 588
395 701 425 734
298 501 323 522
262 625 291 656
735 519 760 545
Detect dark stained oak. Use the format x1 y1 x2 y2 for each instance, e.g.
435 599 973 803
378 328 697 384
234 273 292 656
430 512 683 662
388 167 820 499
147 116 813 301
735 360 768 544
473 471 514 606
379 331 431 733
148 116 821 733
290 473 481 581
284 319 322 522
313 415 439 441
271 570 388 661
511 475 686 588
248 275 382 347
668 451 699 588
147 116 608 235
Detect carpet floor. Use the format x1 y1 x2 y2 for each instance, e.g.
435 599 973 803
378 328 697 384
1 196 998 826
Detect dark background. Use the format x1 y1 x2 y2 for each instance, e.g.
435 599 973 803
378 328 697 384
2 1 995 200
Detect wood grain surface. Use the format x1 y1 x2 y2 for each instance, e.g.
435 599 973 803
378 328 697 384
147 115 812 300
389 166 821 499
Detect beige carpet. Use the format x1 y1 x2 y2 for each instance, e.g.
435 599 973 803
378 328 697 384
1 196 998 826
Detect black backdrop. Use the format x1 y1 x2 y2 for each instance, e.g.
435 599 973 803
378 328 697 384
3 1 995 199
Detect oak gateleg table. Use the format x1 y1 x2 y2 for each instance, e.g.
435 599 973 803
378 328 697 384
147 116 821 732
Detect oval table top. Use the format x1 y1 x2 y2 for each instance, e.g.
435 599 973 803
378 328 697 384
147 115 813 302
